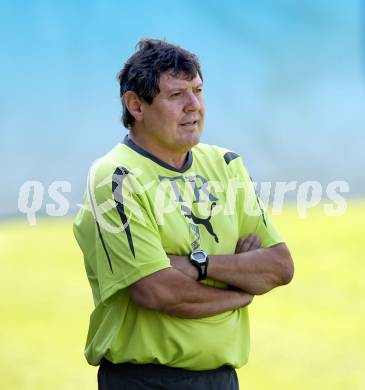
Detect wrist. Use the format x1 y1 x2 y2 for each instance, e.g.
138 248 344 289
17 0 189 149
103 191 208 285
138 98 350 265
184 256 199 280
189 263 199 280
169 255 198 280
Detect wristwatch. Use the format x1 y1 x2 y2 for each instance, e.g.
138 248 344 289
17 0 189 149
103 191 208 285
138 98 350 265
190 250 209 281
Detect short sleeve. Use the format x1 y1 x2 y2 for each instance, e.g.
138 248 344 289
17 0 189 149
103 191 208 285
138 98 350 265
233 158 284 248
86 163 171 302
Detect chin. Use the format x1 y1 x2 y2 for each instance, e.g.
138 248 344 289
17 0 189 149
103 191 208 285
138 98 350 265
183 129 203 147
182 134 200 149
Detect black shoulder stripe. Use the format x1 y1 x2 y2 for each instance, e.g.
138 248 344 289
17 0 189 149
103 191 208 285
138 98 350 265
112 167 136 258
95 220 114 273
249 176 267 227
87 173 114 273
224 151 240 165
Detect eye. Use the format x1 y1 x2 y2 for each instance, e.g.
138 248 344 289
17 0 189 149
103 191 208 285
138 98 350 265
170 92 181 98
195 88 203 94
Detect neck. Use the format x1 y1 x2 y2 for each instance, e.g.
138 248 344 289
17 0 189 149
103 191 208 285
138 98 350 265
129 131 188 170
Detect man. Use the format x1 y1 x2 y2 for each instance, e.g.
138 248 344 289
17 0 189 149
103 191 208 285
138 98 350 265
73 38 294 389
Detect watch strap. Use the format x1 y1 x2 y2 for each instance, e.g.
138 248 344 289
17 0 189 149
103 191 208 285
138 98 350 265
191 256 209 281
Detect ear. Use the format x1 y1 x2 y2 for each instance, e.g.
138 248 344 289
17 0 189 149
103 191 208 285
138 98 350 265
123 91 143 122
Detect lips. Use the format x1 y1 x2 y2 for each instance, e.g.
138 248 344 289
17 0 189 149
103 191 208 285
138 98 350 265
180 119 199 126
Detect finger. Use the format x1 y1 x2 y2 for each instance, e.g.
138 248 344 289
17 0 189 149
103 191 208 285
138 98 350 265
250 236 261 250
235 238 245 253
241 234 254 252
254 236 261 248
247 234 261 251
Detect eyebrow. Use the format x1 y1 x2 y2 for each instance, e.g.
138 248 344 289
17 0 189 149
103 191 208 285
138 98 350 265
166 83 203 93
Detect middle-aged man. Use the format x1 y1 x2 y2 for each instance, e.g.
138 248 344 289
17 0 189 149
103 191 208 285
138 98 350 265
73 38 294 389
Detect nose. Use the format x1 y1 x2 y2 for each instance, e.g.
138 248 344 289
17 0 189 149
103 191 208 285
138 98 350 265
184 91 201 112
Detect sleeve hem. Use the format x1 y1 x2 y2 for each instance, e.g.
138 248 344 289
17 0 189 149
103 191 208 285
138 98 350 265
262 238 285 249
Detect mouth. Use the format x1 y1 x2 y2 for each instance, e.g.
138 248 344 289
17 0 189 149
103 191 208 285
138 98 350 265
179 120 199 128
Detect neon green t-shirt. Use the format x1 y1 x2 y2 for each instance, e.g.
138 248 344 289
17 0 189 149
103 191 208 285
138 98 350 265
73 135 284 370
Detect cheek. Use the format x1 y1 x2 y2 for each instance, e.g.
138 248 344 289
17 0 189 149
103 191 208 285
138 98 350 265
199 98 205 114
159 103 180 122
149 109 170 127
164 110 182 126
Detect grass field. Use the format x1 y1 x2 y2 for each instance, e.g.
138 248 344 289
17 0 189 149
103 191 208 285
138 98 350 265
1 201 364 389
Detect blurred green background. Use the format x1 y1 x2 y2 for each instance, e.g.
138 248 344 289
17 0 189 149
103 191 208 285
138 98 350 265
2 203 364 389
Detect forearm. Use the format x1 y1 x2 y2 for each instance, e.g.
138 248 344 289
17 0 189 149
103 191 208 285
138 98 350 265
208 249 285 294
169 244 294 295
160 280 253 318
129 268 253 319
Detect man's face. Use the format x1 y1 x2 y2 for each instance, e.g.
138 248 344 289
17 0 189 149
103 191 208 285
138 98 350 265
140 72 205 153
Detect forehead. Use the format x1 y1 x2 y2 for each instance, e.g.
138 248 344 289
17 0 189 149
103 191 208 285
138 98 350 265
158 72 202 91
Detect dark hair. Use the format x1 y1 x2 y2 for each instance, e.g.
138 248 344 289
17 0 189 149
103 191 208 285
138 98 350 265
117 38 203 129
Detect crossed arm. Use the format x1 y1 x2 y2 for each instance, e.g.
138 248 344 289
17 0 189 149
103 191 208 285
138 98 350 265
170 236 294 295
129 234 294 318
129 268 254 319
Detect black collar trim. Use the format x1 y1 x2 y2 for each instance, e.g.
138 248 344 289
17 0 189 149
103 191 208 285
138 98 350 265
122 135 193 173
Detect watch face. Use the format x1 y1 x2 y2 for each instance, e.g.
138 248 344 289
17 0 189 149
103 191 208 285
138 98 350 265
191 250 207 263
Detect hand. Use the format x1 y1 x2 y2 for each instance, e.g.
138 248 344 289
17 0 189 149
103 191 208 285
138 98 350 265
236 290 254 307
235 233 261 254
